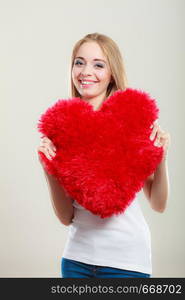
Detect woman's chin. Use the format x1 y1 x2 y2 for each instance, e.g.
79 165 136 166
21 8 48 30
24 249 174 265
81 92 97 100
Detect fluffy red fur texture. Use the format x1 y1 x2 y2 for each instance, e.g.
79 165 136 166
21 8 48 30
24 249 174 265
37 88 164 218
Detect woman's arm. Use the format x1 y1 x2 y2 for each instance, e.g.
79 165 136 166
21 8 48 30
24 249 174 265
143 120 171 212
143 158 169 212
38 136 74 226
43 167 74 226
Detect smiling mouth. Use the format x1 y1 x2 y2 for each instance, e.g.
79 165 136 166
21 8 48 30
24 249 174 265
79 80 99 87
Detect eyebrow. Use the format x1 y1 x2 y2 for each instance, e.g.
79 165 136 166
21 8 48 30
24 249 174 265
75 56 107 63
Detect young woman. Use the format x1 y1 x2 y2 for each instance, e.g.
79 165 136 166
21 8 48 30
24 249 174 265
37 33 170 278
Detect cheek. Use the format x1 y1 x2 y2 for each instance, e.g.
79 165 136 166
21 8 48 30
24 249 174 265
72 67 80 81
97 70 111 83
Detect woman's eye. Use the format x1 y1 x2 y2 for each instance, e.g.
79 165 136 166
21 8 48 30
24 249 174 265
74 60 83 65
74 60 104 68
95 63 104 68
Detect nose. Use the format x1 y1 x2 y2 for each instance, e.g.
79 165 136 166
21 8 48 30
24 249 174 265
80 63 93 77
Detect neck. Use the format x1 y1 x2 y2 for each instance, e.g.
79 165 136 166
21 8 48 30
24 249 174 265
82 91 107 111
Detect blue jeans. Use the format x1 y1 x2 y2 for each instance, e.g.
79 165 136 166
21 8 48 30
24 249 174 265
61 257 151 278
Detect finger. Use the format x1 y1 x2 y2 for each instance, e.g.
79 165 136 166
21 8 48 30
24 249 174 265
52 145 57 151
154 132 167 147
41 136 54 144
150 123 159 140
150 119 159 128
40 138 56 151
154 138 162 147
41 136 50 142
41 137 52 145
151 119 159 127
48 147 56 157
38 146 53 160
41 137 57 152
40 147 53 160
40 139 49 147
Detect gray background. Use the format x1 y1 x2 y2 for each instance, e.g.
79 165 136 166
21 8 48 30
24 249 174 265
1 0 184 277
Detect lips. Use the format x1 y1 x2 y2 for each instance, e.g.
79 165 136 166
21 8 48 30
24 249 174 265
79 79 99 83
79 80 98 88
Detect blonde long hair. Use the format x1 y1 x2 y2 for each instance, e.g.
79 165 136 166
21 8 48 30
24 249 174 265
70 33 128 99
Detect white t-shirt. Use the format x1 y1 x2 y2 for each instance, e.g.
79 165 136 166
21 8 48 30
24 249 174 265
62 196 152 275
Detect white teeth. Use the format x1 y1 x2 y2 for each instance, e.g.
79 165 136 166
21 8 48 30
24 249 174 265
81 81 95 85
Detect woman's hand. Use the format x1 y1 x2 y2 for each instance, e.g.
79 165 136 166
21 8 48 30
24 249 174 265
37 136 57 162
150 120 171 161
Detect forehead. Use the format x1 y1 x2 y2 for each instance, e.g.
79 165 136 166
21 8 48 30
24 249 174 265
75 42 107 62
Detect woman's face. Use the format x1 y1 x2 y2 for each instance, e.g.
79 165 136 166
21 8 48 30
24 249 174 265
72 42 112 101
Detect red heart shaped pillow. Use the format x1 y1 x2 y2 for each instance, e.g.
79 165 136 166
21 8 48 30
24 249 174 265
37 88 163 218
